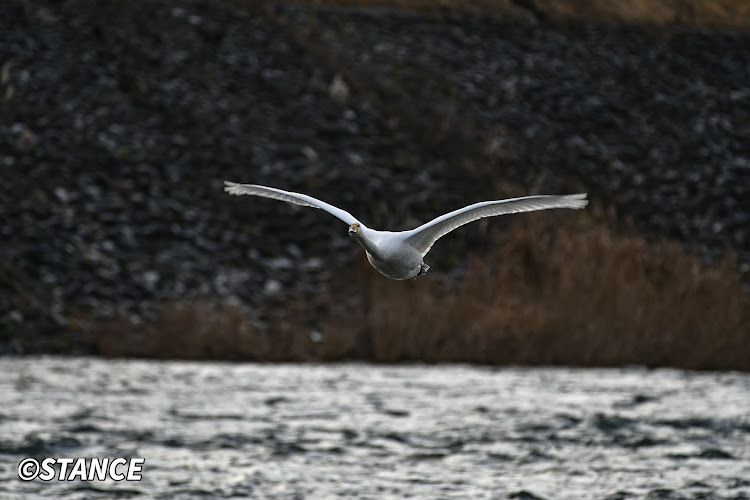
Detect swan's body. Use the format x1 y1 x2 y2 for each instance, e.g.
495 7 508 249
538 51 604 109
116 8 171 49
225 182 588 280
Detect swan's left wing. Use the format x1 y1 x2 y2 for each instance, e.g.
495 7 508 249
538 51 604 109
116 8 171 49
224 182 360 225
405 194 588 255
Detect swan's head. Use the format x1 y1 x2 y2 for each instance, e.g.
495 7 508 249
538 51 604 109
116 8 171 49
348 223 360 237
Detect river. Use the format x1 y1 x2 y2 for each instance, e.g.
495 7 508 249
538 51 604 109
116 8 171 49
1 357 748 499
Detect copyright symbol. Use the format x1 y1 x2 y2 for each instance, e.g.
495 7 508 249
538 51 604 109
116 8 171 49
18 458 39 481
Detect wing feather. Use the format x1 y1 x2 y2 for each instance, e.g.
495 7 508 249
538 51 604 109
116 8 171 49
405 194 588 255
224 182 360 225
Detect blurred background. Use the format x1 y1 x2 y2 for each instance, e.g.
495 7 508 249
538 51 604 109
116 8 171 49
1 0 749 368
2 2 750 499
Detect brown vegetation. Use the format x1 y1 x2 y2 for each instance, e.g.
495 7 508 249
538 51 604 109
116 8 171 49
342 214 748 369
533 0 750 27
91 211 750 370
310 0 750 29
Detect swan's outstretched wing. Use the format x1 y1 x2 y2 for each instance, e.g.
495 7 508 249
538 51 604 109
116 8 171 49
405 194 588 255
224 182 360 225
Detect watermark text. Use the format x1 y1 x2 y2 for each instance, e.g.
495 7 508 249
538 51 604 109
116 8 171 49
18 458 144 481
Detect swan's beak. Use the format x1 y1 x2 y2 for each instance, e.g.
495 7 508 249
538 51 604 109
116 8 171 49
348 224 358 237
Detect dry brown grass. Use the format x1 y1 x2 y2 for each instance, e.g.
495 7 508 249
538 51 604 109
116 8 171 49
336 212 749 369
92 302 309 361
90 211 749 370
307 0 750 29
91 295 369 362
534 0 750 27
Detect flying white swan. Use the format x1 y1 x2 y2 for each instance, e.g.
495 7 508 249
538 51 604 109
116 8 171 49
225 181 588 280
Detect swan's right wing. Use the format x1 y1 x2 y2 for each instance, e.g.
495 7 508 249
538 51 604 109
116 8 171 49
405 194 588 255
224 182 360 225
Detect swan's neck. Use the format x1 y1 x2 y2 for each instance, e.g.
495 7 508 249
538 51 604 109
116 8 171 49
353 227 382 259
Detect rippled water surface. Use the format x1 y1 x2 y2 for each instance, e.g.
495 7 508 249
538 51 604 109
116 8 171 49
0 357 748 499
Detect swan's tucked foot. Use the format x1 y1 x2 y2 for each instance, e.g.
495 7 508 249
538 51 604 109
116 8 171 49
417 263 430 276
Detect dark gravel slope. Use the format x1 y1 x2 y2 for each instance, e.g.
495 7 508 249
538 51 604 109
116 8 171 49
1 0 748 351
287 5 750 257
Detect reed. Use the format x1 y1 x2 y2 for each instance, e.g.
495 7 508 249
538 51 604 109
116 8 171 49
309 0 750 29
337 212 748 369
91 212 750 370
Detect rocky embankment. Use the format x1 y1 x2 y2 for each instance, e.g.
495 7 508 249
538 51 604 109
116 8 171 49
1 0 748 353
